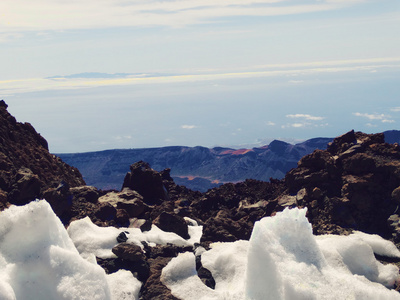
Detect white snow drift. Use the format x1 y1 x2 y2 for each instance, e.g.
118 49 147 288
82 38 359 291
162 208 400 300
1 200 400 300
0 200 140 300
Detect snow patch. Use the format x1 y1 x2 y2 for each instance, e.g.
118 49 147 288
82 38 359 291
162 207 400 300
67 215 202 259
0 200 140 300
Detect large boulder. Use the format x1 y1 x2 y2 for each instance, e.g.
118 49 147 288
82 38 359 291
8 167 42 205
98 188 146 218
153 212 190 240
122 161 169 205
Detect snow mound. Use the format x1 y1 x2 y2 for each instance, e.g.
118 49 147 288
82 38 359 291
67 215 202 260
162 207 400 300
0 200 140 300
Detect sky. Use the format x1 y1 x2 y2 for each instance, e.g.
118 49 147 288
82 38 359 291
1 0 399 153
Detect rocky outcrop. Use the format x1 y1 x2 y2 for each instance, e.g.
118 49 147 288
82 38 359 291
0 100 85 208
284 130 400 238
123 161 169 204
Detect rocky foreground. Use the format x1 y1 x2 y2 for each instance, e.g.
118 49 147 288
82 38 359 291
2 100 400 298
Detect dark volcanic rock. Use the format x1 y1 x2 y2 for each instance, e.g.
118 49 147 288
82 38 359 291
42 181 73 220
112 243 146 262
94 202 117 221
70 185 99 203
8 167 42 205
97 256 150 283
153 212 190 239
123 161 169 204
0 100 85 209
284 130 400 238
98 188 147 218
140 257 179 300
201 209 252 243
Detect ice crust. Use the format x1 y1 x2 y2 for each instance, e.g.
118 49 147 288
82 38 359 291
162 207 400 300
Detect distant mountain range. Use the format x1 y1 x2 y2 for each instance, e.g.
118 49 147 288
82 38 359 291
57 130 400 192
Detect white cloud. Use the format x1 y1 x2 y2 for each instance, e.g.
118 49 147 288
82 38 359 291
391 107 400 112
353 112 385 120
0 0 371 32
281 122 309 129
286 114 324 121
353 112 394 123
291 123 306 128
114 135 132 141
265 121 276 126
181 125 198 129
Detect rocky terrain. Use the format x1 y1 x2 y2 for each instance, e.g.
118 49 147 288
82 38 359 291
2 100 400 298
0 100 85 211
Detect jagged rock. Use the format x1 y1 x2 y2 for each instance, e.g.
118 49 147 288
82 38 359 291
42 181 73 219
98 188 146 218
116 231 129 243
96 256 150 283
153 212 189 239
140 257 179 300
277 194 297 209
112 243 146 262
94 202 117 221
197 266 216 289
122 161 169 205
142 244 193 260
70 185 99 203
311 187 323 199
201 210 252 243
8 167 42 205
115 209 130 227
0 100 85 211
283 130 400 237
341 153 376 175
327 130 357 154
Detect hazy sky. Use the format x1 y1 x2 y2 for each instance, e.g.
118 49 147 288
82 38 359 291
1 0 399 153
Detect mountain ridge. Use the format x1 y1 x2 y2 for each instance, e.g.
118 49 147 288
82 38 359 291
57 132 400 192
56 137 332 191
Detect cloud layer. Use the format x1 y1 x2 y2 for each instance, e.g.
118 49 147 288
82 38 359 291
1 57 399 95
1 0 370 32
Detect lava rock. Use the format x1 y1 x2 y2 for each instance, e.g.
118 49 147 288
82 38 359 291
8 167 42 205
99 188 147 217
153 212 190 239
94 202 117 221
70 185 99 203
112 243 146 262
122 161 169 205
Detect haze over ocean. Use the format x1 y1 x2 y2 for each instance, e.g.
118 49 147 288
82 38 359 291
1 0 399 153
